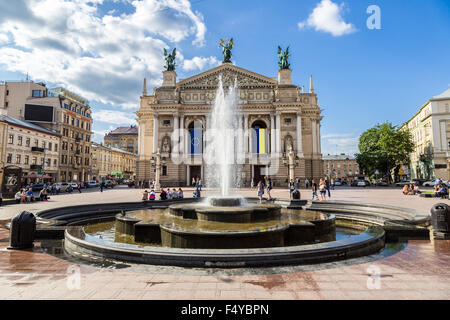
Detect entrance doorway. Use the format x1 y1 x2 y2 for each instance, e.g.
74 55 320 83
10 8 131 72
190 166 201 185
253 165 267 185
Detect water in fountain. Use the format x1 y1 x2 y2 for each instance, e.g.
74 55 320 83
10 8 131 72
204 75 241 196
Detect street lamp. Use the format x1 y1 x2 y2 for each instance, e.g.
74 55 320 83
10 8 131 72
283 145 299 183
151 148 166 192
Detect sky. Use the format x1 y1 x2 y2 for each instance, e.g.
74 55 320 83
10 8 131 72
0 0 449 156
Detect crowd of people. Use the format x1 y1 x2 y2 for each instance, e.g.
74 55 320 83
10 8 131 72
402 183 421 195
142 188 185 201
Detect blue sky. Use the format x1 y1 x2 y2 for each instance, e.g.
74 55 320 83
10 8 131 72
0 0 449 155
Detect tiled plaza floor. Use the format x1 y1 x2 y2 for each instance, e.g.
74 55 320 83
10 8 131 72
0 187 449 300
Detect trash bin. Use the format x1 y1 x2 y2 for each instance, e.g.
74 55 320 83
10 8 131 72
292 189 301 200
8 211 36 249
430 203 450 239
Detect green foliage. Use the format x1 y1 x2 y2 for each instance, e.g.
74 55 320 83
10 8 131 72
356 122 414 180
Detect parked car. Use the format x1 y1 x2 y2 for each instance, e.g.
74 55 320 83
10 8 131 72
376 179 389 186
334 181 342 186
104 180 115 188
127 180 135 187
422 180 437 187
356 180 369 187
53 182 70 192
69 182 79 188
87 180 99 188
395 180 414 187
30 183 45 191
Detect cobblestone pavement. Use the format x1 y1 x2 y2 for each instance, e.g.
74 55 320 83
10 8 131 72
0 186 449 300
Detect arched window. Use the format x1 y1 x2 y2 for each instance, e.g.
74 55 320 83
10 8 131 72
251 120 268 154
188 120 203 154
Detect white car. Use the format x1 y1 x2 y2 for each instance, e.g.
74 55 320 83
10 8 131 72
422 180 437 187
53 182 70 192
87 180 99 188
334 181 342 186
69 182 79 188
357 180 368 187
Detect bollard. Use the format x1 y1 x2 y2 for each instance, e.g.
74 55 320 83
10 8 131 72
430 203 450 240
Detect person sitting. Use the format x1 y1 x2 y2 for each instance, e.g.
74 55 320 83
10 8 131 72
39 188 48 201
15 190 22 204
195 187 201 198
414 184 421 194
408 184 416 195
172 188 178 199
178 188 183 199
20 189 26 203
149 189 156 201
142 190 149 201
434 185 441 197
160 188 167 200
402 184 409 195
25 188 34 202
438 184 448 199
167 189 173 199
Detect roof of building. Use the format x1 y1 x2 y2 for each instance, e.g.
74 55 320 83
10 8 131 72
0 115 60 136
105 125 138 137
91 141 135 155
432 88 450 100
322 154 356 161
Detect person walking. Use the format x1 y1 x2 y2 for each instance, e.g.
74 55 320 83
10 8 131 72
319 179 327 201
295 177 300 190
264 176 273 200
77 182 82 193
257 180 264 204
325 177 331 198
305 178 310 189
311 179 318 200
198 179 202 191
100 181 104 192
0 191 2 207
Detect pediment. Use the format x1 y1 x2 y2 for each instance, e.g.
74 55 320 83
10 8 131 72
178 63 277 89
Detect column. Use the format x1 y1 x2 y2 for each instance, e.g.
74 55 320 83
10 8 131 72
153 113 158 153
138 121 145 157
179 115 184 156
312 119 317 154
244 114 249 154
296 113 304 157
276 112 281 153
173 114 179 154
271 114 275 155
317 120 321 156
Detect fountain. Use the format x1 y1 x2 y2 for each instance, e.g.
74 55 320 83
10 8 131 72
204 75 240 196
98 76 337 249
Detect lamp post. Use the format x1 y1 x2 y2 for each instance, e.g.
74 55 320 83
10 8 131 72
154 148 161 192
283 145 299 183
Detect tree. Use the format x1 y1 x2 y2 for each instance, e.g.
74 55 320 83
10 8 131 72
355 122 414 183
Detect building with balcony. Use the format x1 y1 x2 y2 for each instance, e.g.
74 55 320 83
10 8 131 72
91 142 136 181
400 88 450 180
104 125 138 154
136 61 323 187
0 81 93 182
322 154 359 181
0 115 61 184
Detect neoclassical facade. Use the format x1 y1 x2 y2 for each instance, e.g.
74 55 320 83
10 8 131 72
136 62 323 187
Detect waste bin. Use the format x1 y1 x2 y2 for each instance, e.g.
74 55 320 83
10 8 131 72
8 211 36 249
430 203 450 239
292 189 301 200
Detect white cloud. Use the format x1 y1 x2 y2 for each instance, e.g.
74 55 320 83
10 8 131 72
298 0 356 37
183 56 219 71
0 0 207 110
92 109 137 125
322 131 360 155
